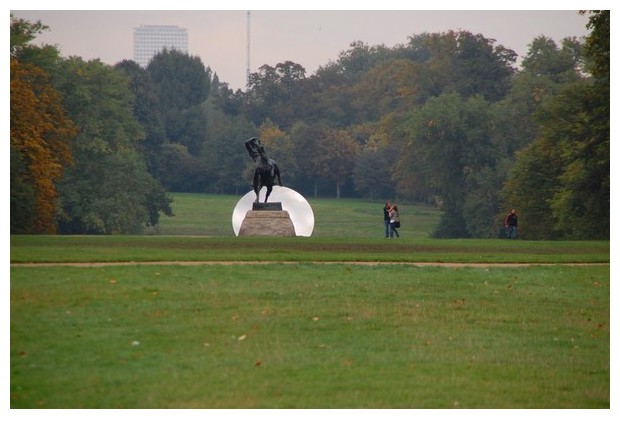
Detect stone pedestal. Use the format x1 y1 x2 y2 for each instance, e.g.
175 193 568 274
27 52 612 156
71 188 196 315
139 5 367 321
252 202 282 211
238 203 296 236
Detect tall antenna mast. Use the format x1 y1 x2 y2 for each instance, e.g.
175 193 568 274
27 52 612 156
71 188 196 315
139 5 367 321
246 10 251 89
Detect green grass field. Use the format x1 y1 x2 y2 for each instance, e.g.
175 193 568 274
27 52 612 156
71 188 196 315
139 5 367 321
10 193 610 409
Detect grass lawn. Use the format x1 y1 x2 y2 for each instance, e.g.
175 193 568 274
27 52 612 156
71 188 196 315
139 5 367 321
9 193 610 410
10 264 609 409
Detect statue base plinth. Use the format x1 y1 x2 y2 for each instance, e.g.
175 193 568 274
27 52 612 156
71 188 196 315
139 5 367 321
252 202 282 211
238 207 296 237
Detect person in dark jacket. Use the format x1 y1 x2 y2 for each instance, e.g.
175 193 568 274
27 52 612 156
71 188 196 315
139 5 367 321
504 209 518 239
383 201 392 238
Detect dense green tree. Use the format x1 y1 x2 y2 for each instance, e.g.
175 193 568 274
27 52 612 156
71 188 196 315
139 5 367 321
290 121 326 197
462 163 507 238
577 10 610 238
309 42 397 128
147 49 211 156
246 61 307 129
501 135 564 239
501 11 609 239
10 15 61 72
397 93 497 237
52 58 143 151
169 103 209 156
493 72 554 157
117 55 212 190
321 41 393 85
354 145 394 201
156 143 207 192
147 48 211 110
314 128 358 198
114 51 215 192
454 31 517 101
375 112 411 187
350 59 420 123
305 78 356 128
10 150 37 233
306 32 516 131
535 81 608 239
52 57 171 234
57 151 171 234
10 15 47 54
582 10 609 83
209 73 245 117
400 31 517 102
491 35 586 213
202 100 257 194
348 120 400 201
521 36 584 84
114 59 165 171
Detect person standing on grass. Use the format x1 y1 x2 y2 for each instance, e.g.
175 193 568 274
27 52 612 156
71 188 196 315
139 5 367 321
389 204 400 238
383 201 392 238
504 209 518 239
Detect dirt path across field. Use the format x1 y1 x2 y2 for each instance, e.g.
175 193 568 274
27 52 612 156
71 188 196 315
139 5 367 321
10 261 609 268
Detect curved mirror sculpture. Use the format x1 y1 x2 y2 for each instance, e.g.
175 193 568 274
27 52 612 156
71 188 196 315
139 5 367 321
232 186 314 237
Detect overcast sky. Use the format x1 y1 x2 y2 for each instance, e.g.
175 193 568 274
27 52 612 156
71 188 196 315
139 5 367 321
11 5 594 91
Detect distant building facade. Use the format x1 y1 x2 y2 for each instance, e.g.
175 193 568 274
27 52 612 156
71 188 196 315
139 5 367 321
133 25 188 67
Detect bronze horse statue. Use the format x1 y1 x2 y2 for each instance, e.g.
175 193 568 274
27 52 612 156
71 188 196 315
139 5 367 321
244 137 282 203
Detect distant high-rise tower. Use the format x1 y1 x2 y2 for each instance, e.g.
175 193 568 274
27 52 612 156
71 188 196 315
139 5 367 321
133 25 188 68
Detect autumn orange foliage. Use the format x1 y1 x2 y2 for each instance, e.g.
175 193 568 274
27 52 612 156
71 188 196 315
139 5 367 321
10 57 76 233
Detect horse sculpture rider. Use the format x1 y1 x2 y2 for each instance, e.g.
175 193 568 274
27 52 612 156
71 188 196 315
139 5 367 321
244 137 282 203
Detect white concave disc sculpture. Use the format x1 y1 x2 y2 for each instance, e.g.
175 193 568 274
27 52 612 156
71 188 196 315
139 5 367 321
232 186 315 237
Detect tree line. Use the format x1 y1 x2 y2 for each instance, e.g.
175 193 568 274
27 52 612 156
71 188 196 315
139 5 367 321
10 11 609 239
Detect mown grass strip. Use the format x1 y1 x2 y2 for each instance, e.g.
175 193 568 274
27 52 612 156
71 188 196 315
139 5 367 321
10 235 610 264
